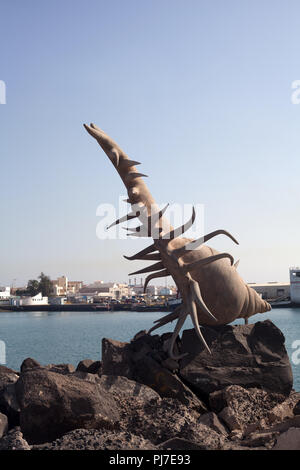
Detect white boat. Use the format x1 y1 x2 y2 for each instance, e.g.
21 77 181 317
12 292 49 307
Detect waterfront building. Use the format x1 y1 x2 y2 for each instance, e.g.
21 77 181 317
51 276 68 296
79 282 114 297
0 287 11 306
158 287 173 296
290 267 300 305
49 296 66 305
0 287 11 300
129 283 176 297
80 282 132 300
248 282 290 301
110 283 131 300
145 285 158 296
67 281 83 294
51 276 83 296
130 284 145 295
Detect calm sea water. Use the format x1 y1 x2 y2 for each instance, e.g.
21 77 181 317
0 308 299 390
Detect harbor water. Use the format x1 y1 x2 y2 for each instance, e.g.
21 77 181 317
0 307 299 391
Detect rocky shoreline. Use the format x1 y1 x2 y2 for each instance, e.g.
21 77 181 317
0 319 299 450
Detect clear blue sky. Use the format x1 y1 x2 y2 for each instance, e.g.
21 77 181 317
1 0 300 286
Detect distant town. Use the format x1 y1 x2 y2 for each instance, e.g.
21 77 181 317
0 267 300 311
0 273 179 311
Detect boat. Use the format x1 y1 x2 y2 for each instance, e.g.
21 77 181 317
167 298 182 310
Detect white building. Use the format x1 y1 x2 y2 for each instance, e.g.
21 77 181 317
158 287 173 296
51 276 68 296
0 287 11 300
80 282 132 300
290 267 300 304
248 282 290 301
109 283 131 300
51 276 84 296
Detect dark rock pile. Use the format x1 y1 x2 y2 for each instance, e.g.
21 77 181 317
0 320 299 450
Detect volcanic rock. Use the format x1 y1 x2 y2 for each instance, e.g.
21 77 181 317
46 363 75 374
101 338 133 378
76 359 102 375
179 320 292 396
33 429 157 450
101 335 206 412
198 411 228 435
20 358 41 373
241 431 279 448
0 365 20 426
15 368 120 444
21 358 75 375
214 385 285 432
0 427 31 450
273 427 300 450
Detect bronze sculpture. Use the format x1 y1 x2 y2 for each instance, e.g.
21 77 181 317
84 123 271 360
